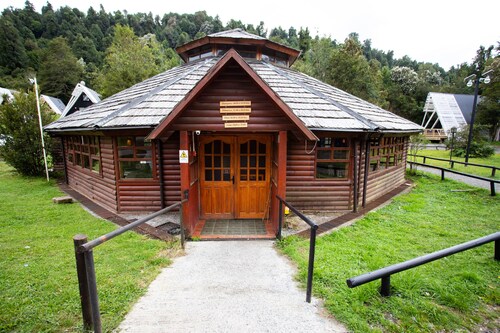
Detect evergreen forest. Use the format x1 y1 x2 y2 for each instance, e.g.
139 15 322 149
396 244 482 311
0 1 498 133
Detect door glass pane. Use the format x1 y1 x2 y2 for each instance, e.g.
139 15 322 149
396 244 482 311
223 142 230 154
240 156 247 167
240 169 247 181
258 169 266 181
214 141 221 154
240 142 247 154
249 168 256 180
223 168 230 181
205 169 212 181
223 156 230 168
258 156 266 167
205 142 212 154
259 143 266 154
250 140 256 154
214 169 221 181
214 156 221 167
250 156 256 167
205 156 212 167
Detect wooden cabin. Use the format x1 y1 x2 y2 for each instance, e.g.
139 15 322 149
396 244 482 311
45 29 421 238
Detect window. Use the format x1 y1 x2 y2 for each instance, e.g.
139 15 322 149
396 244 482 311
316 137 350 179
369 137 406 173
66 136 101 173
117 136 154 179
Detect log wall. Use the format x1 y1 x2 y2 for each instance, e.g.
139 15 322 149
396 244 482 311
64 136 117 212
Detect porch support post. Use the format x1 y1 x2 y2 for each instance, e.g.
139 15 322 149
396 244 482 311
179 131 192 234
277 131 287 229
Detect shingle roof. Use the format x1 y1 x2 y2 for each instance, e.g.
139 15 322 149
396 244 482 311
45 54 421 134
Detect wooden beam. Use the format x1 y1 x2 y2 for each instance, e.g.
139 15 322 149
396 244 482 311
179 131 192 234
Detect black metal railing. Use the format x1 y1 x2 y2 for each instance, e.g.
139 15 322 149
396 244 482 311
408 154 499 177
408 161 500 196
276 195 318 303
346 232 500 296
73 199 187 333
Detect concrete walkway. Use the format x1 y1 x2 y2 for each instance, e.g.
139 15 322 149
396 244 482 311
118 241 347 333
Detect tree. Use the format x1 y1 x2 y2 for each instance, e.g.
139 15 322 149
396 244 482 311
0 16 29 73
476 56 500 140
38 36 83 102
0 91 56 176
96 24 162 98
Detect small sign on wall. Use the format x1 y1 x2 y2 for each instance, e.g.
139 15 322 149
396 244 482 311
179 150 189 164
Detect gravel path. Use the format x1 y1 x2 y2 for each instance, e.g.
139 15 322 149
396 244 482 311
118 241 347 333
410 165 499 192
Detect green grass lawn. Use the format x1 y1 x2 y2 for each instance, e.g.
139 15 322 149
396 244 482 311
280 172 499 333
409 150 500 179
0 163 176 332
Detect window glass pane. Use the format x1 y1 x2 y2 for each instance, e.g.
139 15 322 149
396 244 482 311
205 169 212 181
370 160 378 171
317 150 331 160
333 150 348 160
83 155 90 169
120 161 153 179
135 136 146 146
119 148 134 158
75 153 81 166
334 138 349 147
316 162 348 178
118 137 134 146
136 149 151 158
92 159 100 173
319 137 332 148
68 153 73 163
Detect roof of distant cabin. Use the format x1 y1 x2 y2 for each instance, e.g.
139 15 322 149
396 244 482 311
45 52 421 135
41 95 65 114
61 82 101 117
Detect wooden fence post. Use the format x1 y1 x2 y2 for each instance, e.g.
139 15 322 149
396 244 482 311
73 234 92 331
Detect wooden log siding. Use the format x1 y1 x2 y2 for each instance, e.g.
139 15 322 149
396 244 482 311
170 60 292 132
286 139 353 211
64 136 118 212
161 134 182 207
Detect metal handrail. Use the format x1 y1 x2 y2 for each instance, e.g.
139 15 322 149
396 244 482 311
346 232 500 296
73 199 187 333
408 161 499 196
276 195 318 303
408 154 499 177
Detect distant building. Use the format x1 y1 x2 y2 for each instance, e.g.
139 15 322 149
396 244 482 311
1 86 65 115
61 81 101 117
421 92 481 142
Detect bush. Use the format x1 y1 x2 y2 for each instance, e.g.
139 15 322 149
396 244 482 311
445 125 494 158
0 91 56 176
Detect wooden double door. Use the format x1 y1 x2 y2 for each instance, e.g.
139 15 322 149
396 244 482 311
200 135 272 219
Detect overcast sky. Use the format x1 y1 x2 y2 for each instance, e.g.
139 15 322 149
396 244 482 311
4 0 499 70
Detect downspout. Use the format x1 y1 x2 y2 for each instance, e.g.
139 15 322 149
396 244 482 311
157 139 165 209
362 132 373 208
352 139 358 212
61 136 68 185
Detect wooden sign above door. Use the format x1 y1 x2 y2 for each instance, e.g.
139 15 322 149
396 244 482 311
220 101 251 128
